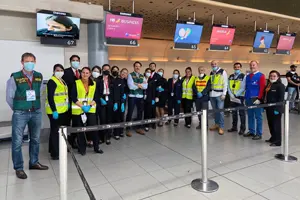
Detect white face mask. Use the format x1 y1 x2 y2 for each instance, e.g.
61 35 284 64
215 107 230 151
173 74 179 79
92 72 100 79
55 71 64 79
199 73 204 78
270 79 277 83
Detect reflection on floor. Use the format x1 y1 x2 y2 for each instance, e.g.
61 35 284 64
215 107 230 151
1 113 300 200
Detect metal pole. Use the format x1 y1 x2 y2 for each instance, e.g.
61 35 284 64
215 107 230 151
265 22 268 30
193 12 196 22
108 0 111 11
191 109 219 193
275 101 297 162
59 127 68 200
226 16 229 25
132 0 135 13
254 21 256 31
176 9 179 21
212 14 214 25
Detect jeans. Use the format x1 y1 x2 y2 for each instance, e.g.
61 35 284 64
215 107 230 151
287 87 297 108
246 99 263 135
126 97 144 129
210 96 225 128
12 109 42 171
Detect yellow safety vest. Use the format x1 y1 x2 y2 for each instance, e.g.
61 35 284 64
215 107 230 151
72 80 97 115
195 75 210 92
45 76 68 114
229 73 245 95
211 69 225 92
182 76 195 100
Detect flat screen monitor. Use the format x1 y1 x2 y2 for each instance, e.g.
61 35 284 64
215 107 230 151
209 25 235 51
253 30 274 53
276 33 296 55
36 10 80 40
105 12 143 40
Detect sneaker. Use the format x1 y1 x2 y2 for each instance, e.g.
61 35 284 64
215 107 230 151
243 132 255 137
136 129 145 135
218 128 224 135
196 125 201 130
209 124 219 131
29 162 49 170
145 127 149 132
252 135 262 140
16 170 27 179
227 128 237 132
126 131 132 137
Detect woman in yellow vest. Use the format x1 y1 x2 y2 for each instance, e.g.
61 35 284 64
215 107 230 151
46 64 69 160
71 67 103 155
182 67 196 128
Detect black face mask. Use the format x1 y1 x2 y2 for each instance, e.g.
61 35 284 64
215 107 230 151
151 69 155 72
291 68 296 72
103 70 110 76
112 71 119 77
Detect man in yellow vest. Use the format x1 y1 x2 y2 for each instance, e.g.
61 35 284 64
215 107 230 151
193 66 211 129
209 60 228 135
227 62 246 135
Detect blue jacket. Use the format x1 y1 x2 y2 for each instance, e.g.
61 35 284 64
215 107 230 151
167 78 182 101
245 72 263 100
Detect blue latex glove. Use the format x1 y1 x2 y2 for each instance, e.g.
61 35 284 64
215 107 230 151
113 103 118 111
100 98 107 106
122 94 127 100
121 103 125 113
156 87 165 92
197 92 203 98
152 100 155 105
52 111 59 120
177 100 181 104
274 110 279 115
82 105 91 113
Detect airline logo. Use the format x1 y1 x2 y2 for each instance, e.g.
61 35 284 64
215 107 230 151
109 18 140 25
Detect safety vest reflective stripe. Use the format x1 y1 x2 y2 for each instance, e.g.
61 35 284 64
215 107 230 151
77 98 94 101
72 105 96 109
54 92 68 96
195 76 210 92
45 102 69 107
211 73 224 92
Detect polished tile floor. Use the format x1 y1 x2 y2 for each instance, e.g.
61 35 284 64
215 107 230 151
1 113 300 200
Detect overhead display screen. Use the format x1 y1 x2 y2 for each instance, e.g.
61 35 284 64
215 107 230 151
105 13 143 40
276 33 296 55
252 30 274 53
209 25 236 51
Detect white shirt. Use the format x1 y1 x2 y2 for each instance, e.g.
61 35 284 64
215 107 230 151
103 76 110 95
210 68 228 97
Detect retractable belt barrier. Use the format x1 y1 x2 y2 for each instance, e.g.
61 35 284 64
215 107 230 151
67 101 285 134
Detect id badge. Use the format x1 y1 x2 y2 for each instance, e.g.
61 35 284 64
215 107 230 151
82 101 88 106
144 95 147 100
171 92 174 97
81 113 87 124
26 90 36 101
105 96 109 101
155 97 159 103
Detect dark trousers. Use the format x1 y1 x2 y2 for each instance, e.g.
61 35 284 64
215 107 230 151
266 108 282 145
182 98 194 125
99 104 113 141
195 99 208 126
72 113 100 154
113 103 125 136
48 112 69 158
230 100 246 131
168 98 181 123
126 97 144 129
66 108 77 148
144 101 156 128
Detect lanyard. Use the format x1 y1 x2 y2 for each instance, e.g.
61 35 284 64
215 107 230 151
22 71 33 89
81 80 89 95
55 76 68 93
185 78 189 87
172 79 177 91
104 77 109 94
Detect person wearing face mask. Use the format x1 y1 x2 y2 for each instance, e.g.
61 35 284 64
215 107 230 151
111 66 125 139
193 66 211 130
244 60 266 140
264 70 285 146
45 64 69 160
143 68 157 131
119 68 129 137
209 60 228 135
156 68 168 127
166 69 182 126
227 63 246 135
62 55 81 148
91 66 102 80
286 65 300 110
98 64 115 145
6 52 48 179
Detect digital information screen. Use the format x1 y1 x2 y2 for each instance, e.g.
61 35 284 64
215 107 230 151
209 25 235 51
252 30 274 53
173 22 203 50
276 33 296 55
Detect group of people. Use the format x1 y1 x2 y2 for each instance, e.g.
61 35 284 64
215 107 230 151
6 52 287 180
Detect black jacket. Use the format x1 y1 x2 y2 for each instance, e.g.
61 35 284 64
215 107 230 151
62 67 81 101
97 75 115 105
113 77 126 104
144 77 157 103
192 74 211 102
264 81 285 113
148 72 161 97
167 78 182 101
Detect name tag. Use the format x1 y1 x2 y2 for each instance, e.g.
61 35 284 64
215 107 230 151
105 96 109 101
171 92 174 97
26 90 36 101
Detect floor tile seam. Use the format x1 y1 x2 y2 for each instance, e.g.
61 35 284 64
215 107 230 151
107 172 150 185
106 181 125 200
130 156 165 173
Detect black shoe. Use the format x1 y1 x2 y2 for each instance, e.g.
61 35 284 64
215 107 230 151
243 132 255 137
270 143 281 147
158 122 163 127
238 130 245 135
114 136 120 140
252 135 262 140
152 125 156 129
265 139 272 143
228 128 238 132
196 125 201 130
106 140 111 145
120 133 124 138
145 127 149 132
16 170 27 179
174 123 178 127
51 156 59 160
80 152 86 156
94 149 104 154
185 124 191 128
29 162 49 170
165 121 170 125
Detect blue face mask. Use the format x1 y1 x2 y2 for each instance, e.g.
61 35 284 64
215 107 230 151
71 61 80 69
24 62 35 72
158 72 163 77
145 72 151 78
234 70 241 74
212 66 218 71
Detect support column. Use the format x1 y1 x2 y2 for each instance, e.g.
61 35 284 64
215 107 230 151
87 12 108 68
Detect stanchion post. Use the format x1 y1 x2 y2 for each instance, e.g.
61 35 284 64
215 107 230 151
59 126 68 200
191 109 219 193
275 100 297 162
